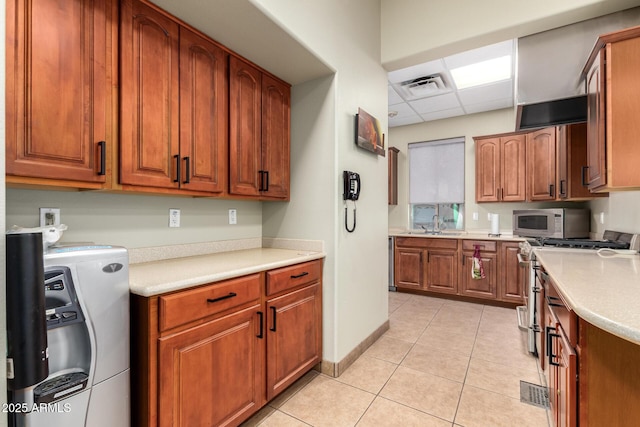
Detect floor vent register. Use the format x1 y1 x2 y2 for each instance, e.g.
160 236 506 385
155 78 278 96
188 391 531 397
519 381 550 409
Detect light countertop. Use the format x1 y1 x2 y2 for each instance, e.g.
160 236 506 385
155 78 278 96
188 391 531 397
130 247 325 297
534 247 640 345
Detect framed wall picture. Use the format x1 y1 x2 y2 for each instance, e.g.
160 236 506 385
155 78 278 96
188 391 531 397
355 107 385 156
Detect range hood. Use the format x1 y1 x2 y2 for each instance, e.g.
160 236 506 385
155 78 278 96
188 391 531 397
516 95 587 130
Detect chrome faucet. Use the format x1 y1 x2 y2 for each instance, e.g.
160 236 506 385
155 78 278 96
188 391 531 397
432 214 440 234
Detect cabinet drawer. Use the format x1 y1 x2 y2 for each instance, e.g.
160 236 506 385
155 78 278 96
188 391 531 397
395 237 458 250
159 274 261 332
267 260 322 296
462 240 497 252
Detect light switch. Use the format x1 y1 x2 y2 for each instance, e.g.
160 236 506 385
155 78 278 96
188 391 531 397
472 212 479 221
229 209 237 225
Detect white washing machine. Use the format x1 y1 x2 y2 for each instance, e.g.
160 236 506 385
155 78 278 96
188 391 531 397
11 245 130 427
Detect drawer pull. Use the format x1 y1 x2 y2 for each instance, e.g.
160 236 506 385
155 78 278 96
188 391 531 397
291 272 309 279
207 292 237 303
270 306 277 332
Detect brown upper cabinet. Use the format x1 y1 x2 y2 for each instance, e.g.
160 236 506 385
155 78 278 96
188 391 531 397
527 127 557 201
583 26 640 192
475 124 606 203
557 123 607 200
229 56 291 200
119 0 228 195
475 134 527 202
6 0 117 189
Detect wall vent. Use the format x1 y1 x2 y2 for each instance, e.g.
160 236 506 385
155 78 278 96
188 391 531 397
396 74 450 100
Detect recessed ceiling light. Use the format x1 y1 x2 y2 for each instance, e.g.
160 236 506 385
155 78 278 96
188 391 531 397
450 55 511 90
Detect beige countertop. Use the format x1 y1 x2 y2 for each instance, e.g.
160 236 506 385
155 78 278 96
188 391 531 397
534 247 640 345
130 247 325 297
389 229 526 242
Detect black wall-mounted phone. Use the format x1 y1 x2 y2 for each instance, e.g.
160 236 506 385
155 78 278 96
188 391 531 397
343 171 360 201
343 171 360 232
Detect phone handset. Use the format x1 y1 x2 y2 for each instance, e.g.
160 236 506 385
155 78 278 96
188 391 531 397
343 171 360 232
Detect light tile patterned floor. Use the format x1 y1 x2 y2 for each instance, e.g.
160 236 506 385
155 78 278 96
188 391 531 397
243 292 550 427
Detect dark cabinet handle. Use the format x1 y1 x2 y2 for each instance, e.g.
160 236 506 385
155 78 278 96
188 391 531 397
291 272 309 279
546 327 561 367
264 171 269 191
257 311 264 339
258 170 265 191
97 141 106 176
581 166 589 187
173 155 180 183
207 292 237 303
269 306 277 332
559 180 566 197
549 184 555 197
183 157 190 184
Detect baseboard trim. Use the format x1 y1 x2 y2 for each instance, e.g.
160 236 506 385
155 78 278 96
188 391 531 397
319 319 390 378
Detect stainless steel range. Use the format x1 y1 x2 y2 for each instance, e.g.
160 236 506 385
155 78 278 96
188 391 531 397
518 230 639 356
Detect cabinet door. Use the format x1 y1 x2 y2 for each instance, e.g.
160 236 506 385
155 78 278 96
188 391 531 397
460 251 497 299
498 242 525 303
500 135 527 201
557 327 577 427
261 74 291 199
6 0 111 185
179 27 228 193
475 138 500 202
229 56 262 196
394 248 424 290
586 51 607 191
158 305 265 427
266 284 322 401
527 128 557 201
426 250 458 294
120 0 180 189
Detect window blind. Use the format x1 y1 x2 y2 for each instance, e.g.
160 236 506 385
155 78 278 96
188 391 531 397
408 137 465 204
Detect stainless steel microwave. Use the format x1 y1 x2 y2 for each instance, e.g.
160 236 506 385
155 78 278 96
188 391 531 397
512 208 590 238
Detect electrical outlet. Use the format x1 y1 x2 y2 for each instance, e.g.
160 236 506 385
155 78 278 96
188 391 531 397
39 208 61 227
229 209 237 225
599 212 605 225
169 209 181 228
472 212 479 221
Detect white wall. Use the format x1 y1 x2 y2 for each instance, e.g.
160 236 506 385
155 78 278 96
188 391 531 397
388 108 589 233
6 190 262 248
255 0 389 363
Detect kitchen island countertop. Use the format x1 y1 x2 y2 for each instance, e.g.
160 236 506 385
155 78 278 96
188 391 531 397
129 247 325 297
389 229 526 242
534 247 640 345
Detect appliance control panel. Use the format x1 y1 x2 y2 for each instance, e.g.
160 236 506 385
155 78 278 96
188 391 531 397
44 267 85 329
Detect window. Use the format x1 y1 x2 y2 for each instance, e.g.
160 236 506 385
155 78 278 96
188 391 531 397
408 137 465 231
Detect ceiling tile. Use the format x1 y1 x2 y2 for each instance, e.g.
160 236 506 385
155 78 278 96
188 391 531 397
388 102 418 118
388 85 403 105
443 40 514 70
457 80 513 105
419 107 465 122
409 92 460 114
389 115 424 127
463 98 514 114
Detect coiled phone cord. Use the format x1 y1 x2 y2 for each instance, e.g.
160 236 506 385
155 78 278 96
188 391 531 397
345 201 356 233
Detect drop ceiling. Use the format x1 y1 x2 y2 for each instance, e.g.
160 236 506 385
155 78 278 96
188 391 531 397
388 40 516 127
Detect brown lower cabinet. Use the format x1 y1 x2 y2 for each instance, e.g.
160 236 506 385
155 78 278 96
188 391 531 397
394 237 524 304
541 267 640 427
131 260 322 427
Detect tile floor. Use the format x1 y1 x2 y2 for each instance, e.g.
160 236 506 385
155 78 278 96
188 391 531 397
243 292 550 427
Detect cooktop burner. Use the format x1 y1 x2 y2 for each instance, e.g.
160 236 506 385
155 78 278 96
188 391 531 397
537 230 634 250
539 238 630 249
